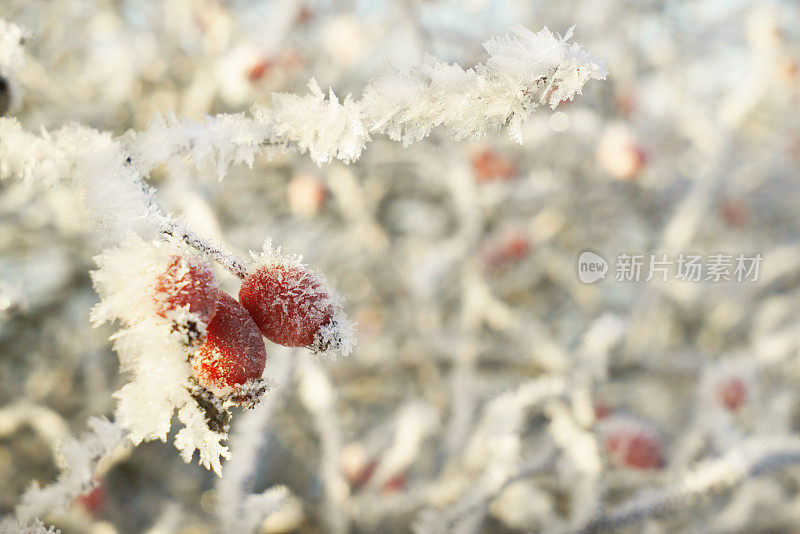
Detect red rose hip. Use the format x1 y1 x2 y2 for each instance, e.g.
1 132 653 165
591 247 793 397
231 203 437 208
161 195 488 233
192 292 267 395
715 377 747 412
153 254 219 325
606 427 664 470
239 263 333 348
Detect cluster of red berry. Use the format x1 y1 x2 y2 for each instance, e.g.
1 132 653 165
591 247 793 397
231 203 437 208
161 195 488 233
153 251 338 407
596 375 749 471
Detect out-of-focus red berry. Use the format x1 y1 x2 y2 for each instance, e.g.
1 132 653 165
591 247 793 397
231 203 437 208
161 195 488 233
342 443 370 486
382 473 405 493
483 230 532 269
471 149 516 183
594 400 611 420
606 428 664 470
616 89 637 116
192 292 267 393
153 254 219 325
352 461 378 491
715 377 747 412
239 264 332 347
297 5 313 23
247 59 272 82
76 481 105 515
720 200 749 228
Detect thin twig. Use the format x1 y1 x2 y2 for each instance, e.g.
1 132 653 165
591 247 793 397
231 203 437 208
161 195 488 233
576 437 800 533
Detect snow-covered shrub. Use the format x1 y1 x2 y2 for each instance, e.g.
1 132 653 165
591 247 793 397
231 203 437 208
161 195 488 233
3 1 799 533
0 9 605 532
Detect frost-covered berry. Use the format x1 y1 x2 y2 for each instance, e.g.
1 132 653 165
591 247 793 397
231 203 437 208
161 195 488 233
191 292 267 397
153 254 219 325
239 262 331 347
240 241 354 356
605 425 664 470
715 377 747 412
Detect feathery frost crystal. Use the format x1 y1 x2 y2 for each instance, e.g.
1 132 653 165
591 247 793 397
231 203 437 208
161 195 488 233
240 241 354 357
91 235 235 475
0 18 609 532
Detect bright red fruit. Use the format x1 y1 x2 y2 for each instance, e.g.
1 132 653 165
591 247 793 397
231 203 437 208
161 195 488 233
606 428 664 470
153 254 219 325
191 292 267 395
715 377 747 412
239 263 333 348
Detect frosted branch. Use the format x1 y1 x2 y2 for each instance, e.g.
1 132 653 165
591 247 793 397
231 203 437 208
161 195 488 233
580 437 800 532
7 418 126 530
139 25 606 167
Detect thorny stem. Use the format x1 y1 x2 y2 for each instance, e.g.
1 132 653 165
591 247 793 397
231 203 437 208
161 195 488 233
161 221 248 280
134 175 249 279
